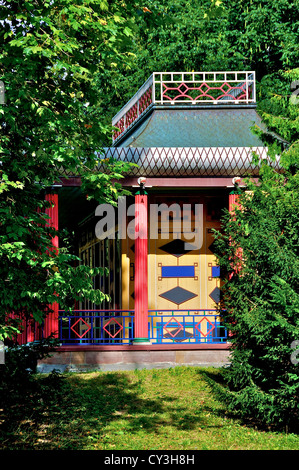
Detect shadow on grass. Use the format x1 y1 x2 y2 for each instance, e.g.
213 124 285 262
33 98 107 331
0 368 208 450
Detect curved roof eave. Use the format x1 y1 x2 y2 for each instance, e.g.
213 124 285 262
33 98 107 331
113 105 266 149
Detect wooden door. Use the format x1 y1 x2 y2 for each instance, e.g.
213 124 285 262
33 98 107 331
148 195 222 313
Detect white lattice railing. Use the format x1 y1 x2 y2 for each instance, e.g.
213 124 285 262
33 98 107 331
112 71 256 142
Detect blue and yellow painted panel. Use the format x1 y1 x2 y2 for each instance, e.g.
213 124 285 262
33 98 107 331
122 193 224 341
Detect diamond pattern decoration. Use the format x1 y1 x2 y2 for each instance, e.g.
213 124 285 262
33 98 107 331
95 146 272 179
162 80 248 103
199 83 210 93
71 317 91 339
163 327 194 342
103 318 123 338
195 317 215 337
221 83 232 93
163 318 183 338
178 83 189 94
209 287 221 304
159 286 197 305
113 86 152 141
160 239 197 257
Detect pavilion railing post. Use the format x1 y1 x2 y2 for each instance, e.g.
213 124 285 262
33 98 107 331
227 178 243 340
133 179 150 344
44 188 59 339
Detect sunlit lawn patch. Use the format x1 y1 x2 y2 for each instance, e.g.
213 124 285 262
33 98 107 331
1 366 298 450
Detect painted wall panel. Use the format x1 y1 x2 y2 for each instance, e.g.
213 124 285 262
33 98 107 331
161 265 195 278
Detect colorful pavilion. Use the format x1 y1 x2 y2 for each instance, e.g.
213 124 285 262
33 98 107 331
29 72 279 371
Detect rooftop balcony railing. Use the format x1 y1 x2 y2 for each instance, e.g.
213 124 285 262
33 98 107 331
112 71 256 143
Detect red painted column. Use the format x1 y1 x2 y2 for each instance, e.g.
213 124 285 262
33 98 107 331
44 191 59 338
229 192 241 215
229 187 243 278
46 192 59 252
227 185 244 340
134 188 150 343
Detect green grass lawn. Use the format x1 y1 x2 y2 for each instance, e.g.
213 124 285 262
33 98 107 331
1 366 298 450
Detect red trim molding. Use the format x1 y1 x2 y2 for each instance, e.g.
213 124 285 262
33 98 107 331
121 177 255 188
60 176 258 188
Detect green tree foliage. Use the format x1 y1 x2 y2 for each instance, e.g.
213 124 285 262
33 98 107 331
103 0 299 134
0 0 142 341
214 68 299 431
255 69 299 168
222 0 298 77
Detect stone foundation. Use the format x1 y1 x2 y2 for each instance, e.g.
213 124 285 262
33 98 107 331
37 344 231 373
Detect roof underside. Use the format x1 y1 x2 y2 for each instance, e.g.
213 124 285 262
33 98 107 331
114 106 265 148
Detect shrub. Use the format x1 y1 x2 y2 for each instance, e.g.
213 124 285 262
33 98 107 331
214 161 299 432
0 336 59 397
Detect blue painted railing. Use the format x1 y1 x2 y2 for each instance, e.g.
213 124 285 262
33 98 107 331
58 309 228 345
148 310 227 344
59 310 134 345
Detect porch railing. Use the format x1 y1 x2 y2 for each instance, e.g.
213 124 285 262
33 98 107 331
59 310 134 345
148 310 227 344
58 310 228 345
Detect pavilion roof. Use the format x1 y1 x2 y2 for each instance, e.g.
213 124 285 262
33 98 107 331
114 106 264 148
112 71 263 148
